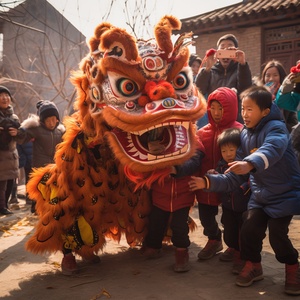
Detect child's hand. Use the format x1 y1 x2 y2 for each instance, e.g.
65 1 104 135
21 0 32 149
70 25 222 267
188 176 206 191
224 161 254 175
8 127 18 136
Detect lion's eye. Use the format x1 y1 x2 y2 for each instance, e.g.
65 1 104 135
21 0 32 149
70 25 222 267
172 72 190 90
90 86 100 100
117 78 138 97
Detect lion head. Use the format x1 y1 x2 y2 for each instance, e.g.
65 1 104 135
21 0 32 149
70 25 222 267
71 15 206 174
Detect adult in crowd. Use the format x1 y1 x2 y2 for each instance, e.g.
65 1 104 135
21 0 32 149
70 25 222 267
0 86 20 215
196 33 252 125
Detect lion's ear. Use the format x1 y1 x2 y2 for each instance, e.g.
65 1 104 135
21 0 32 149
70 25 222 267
88 22 114 53
100 27 140 62
154 15 181 58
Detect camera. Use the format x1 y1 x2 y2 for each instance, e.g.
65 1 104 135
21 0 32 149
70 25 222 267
0 117 20 150
216 49 236 59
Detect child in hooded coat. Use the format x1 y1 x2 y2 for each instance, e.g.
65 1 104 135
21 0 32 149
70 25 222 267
195 87 243 261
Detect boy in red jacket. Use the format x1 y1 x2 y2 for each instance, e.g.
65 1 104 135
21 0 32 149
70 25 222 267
196 87 243 260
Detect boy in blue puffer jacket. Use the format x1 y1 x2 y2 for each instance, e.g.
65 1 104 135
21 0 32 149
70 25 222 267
189 85 300 296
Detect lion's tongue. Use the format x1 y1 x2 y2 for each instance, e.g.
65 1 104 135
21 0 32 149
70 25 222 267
147 127 166 155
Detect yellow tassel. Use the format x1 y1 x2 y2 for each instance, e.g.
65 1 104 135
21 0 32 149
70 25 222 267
77 215 94 246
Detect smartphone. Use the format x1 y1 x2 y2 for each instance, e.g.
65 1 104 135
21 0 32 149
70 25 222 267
216 49 236 59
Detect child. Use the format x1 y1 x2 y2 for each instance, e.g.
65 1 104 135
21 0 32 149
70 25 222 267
275 60 300 121
260 60 298 132
189 85 300 295
195 87 243 261
210 128 250 273
16 100 65 213
189 54 202 83
141 143 205 273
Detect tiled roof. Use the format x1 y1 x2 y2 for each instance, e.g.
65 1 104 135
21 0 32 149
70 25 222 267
177 0 300 34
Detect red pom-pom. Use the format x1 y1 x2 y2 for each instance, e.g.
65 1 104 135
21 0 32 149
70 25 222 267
290 63 300 74
205 48 217 57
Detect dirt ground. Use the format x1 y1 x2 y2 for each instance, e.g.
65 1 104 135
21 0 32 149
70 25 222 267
1 194 300 300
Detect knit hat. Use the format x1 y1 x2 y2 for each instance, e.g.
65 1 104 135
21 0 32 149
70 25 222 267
36 100 60 122
0 85 11 97
217 34 238 48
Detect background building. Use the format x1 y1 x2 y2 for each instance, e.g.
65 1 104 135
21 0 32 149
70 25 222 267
0 0 88 120
177 0 300 78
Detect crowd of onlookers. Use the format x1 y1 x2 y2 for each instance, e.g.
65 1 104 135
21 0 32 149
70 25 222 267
142 33 300 295
0 90 65 215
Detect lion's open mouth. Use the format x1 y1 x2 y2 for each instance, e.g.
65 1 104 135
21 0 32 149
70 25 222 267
110 120 190 163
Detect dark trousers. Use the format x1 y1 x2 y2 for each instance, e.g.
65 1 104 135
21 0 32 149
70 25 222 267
221 206 244 251
198 203 222 241
0 180 8 209
240 208 298 264
5 179 14 206
145 206 191 249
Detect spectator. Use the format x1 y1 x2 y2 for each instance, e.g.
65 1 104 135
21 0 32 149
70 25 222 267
189 54 202 83
275 60 300 121
0 85 20 215
195 87 243 261
16 100 65 213
141 141 205 273
196 33 252 125
189 85 300 295
260 60 298 132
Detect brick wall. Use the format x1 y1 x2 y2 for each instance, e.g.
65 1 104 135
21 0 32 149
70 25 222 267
193 26 263 80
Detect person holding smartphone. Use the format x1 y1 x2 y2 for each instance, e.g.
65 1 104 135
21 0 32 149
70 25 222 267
195 34 252 124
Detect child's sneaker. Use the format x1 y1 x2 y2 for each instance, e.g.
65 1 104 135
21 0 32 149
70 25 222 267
219 247 235 262
285 263 300 295
235 261 263 287
198 239 223 260
174 248 190 273
140 245 162 259
61 253 78 275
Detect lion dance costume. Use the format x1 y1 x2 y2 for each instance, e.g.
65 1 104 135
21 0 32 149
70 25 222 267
26 15 206 275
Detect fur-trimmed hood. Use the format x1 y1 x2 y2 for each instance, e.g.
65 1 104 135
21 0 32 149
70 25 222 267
21 114 40 129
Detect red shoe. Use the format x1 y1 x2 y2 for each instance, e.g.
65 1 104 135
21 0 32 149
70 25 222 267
174 248 190 273
61 253 78 276
198 239 223 260
231 250 245 275
219 247 235 262
285 263 300 295
235 261 263 287
140 245 162 259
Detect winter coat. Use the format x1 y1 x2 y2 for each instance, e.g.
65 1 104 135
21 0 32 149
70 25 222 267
275 89 300 121
16 114 65 168
196 60 252 123
195 60 252 97
291 123 300 165
151 147 205 212
0 105 20 180
215 159 250 213
195 87 243 206
206 103 300 218
17 141 33 170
